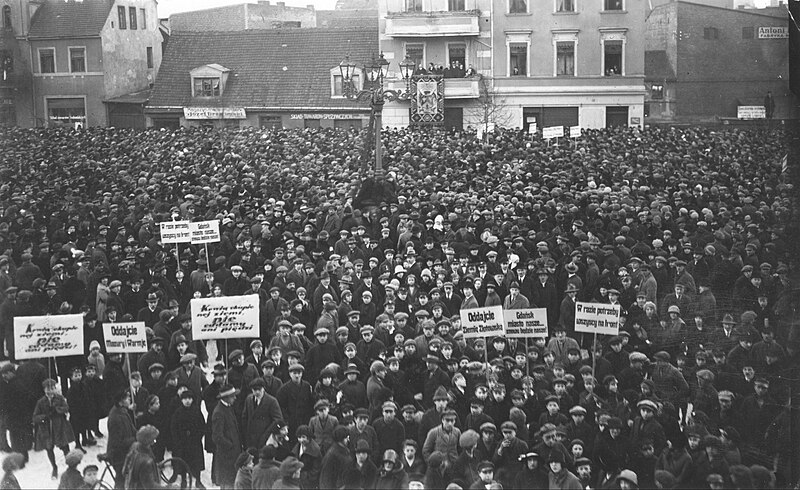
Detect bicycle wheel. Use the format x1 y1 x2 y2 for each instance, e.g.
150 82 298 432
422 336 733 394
159 457 192 487
91 481 114 490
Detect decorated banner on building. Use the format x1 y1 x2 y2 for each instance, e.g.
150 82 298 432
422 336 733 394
410 75 444 126
503 308 549 338
574 302 620 336
14 314 84 359
160 221 191 244
191 295 260 339
103 322 148 353
460 305 504 339
188 219 220 244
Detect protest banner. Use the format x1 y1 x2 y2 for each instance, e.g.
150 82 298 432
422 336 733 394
188 219 220 244
191 295 260 340
160 221 191 244
14 314 84 360
102 322 148 353
503 308 548 338
460 306 504 339
574 301 620 336
570 126 581 138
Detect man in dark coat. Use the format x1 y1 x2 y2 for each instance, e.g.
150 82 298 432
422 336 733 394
276 364 314 443
319 426 352 489
304 328 341 383
107 390 137 486
241 378 284 449
170 390 205 483
212 384 242 489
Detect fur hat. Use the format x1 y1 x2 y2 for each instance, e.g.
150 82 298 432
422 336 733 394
136 425 159 446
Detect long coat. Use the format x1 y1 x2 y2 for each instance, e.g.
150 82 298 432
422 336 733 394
276 380 314 436
170 404 206 475
242 392 284 449
32 394 75 450
319 442 352 489
66 381 92 432
107 405 137 466
212 401 242 487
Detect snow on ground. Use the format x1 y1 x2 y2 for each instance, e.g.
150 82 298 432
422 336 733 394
5 340 224 489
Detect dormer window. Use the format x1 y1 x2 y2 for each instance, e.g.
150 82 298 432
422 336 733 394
190 63 230 97
331 66 363 98
194 78 220 97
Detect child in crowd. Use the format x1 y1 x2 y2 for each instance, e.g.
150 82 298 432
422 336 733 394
33 379 75 478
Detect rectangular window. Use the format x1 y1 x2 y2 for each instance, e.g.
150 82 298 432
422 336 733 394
449 0 465 10
509 43 527 76
334 119 362 130
448 43 466 69
118 6 126 29
140 8 147 29
193 77 220 97
604 40 622 76
47 97 86 127
69 47 86 73
651 84 663 99
39 48 55 73
406 0 422 12
742 26 753 39
556 0 575 12
1 50 12 81
333 74 360 96
129 7 137 29
406 43 425 71
259 115 282 130
509 0 527 13
604 0 622 10
556 41 575 76
146 47 153 69
703 27 718 40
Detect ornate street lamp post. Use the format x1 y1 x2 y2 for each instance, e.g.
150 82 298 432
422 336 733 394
339 52 416 177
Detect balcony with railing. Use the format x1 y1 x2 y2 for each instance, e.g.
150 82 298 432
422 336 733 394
385 0 481 37
385 75 480 99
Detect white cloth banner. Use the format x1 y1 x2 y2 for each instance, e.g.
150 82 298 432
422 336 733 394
574 301 620 336
503 308 549 338
460 305 504 339
160 221 191 244
14 314 84 359
102 322 148 353
191 295 260 339
188 220 220 244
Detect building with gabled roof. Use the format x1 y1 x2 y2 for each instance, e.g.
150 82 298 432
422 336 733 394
1 0 162 127
145 27 377 129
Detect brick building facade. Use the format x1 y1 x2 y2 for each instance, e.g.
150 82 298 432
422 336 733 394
646 1 797 123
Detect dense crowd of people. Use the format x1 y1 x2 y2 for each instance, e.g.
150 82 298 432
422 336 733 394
0 124 797 490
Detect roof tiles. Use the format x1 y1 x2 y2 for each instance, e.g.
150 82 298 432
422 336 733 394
28 0 114 39
149 28 378 110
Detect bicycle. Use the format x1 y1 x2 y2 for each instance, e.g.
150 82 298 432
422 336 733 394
91 452 193 489
91 453 115 490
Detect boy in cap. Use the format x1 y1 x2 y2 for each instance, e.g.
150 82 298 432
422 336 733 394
33 379 74 479
66 366 94 451
58 449 85 489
